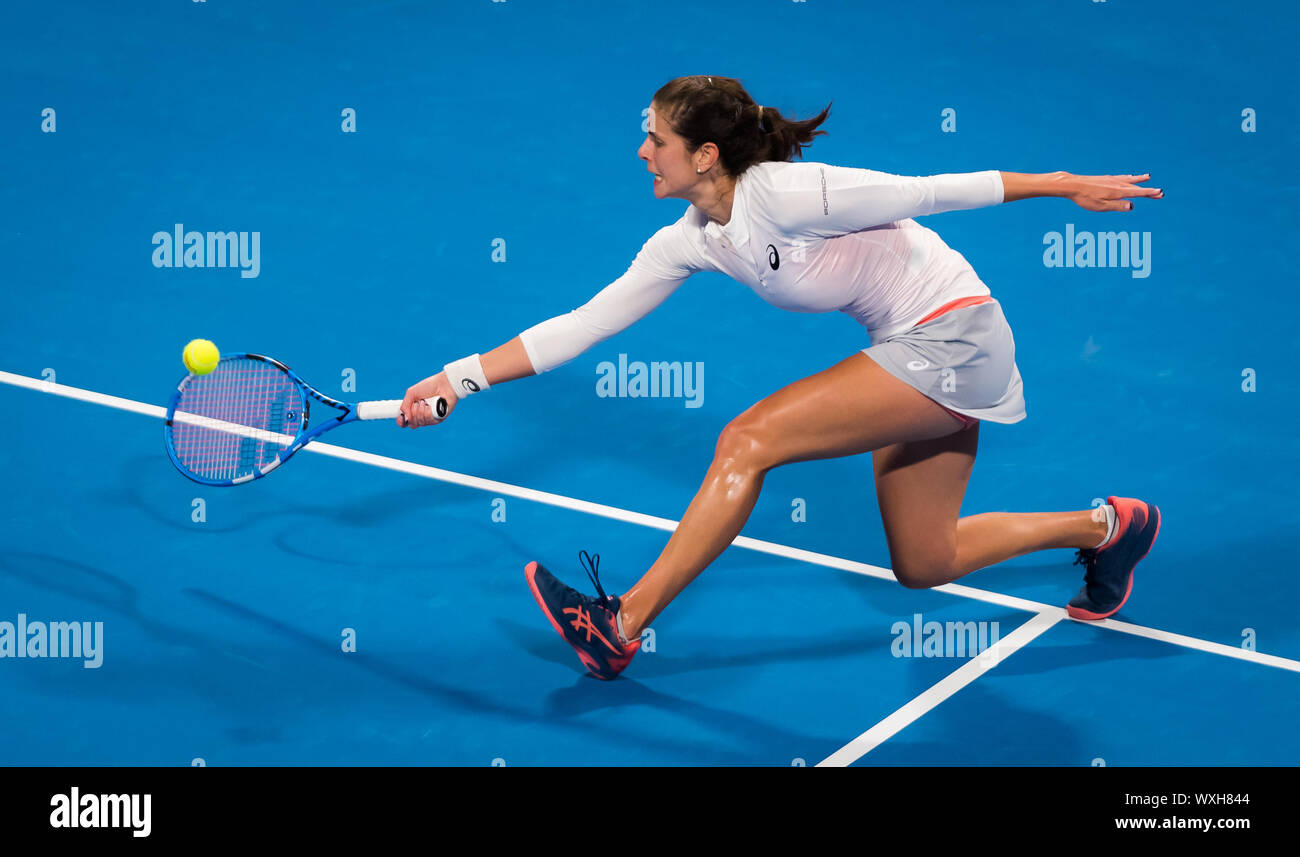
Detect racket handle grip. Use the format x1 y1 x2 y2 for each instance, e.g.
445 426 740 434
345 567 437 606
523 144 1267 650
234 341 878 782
357 397 448 423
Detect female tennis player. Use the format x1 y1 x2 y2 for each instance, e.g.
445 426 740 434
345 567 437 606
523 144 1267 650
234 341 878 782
399 76 1163 680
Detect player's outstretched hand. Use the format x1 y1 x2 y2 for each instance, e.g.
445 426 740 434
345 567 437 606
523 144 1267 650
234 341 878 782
398 372 458 428
1066 173 1163 212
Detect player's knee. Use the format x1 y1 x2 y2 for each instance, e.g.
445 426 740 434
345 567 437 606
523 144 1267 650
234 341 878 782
715 416 774 472
891 553 955 590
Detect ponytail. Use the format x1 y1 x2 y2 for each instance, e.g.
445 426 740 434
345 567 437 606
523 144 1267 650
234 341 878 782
652 75 831 176
756 101 832 165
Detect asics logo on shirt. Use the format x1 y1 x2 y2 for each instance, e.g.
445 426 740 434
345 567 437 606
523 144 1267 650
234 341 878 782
766 244 780 270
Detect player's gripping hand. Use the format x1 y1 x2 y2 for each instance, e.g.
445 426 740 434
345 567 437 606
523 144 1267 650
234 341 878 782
398 372 458 428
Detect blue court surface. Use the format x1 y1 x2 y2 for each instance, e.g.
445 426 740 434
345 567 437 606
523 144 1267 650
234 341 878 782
1 1 1297 766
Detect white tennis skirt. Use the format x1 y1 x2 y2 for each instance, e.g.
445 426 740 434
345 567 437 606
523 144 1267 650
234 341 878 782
860 297 1027 425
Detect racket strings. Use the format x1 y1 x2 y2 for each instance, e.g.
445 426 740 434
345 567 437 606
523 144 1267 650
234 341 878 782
169 358 304 481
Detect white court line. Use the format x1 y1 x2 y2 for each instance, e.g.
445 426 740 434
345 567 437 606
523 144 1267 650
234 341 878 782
1084 616 1300 672
4 368 1300 677
818 611 1064 766
170 410 296 445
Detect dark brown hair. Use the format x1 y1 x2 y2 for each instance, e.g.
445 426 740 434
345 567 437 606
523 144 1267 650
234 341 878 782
652 75 831 176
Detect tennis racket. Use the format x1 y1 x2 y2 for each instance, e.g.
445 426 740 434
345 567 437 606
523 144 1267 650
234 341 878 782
164 353 446 486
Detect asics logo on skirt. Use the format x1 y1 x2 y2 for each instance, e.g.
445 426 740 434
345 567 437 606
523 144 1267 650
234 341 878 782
906 359 931 370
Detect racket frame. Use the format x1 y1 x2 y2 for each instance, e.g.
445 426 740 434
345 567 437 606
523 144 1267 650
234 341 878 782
165 352 368 487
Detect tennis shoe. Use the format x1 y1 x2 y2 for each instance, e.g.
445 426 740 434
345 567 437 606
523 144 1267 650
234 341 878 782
1067 496 1161 620
525 550 640 680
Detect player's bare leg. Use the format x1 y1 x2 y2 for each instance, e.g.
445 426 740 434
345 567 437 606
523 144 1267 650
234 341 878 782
871 426 1106 589
616 353 1109 637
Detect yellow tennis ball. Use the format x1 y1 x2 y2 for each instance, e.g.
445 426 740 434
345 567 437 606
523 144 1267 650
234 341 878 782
183 339 221 375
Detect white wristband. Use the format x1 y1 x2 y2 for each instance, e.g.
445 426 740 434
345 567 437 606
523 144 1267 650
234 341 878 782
443 353 490 398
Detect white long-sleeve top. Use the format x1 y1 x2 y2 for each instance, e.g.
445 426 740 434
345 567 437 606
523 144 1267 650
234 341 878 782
518 161 1005 373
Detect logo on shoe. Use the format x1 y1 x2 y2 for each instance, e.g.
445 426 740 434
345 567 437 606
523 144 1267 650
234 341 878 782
563 605 620 653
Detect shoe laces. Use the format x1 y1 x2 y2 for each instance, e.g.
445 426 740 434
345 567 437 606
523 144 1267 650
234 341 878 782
1073 548 1097 575
578 550 610 603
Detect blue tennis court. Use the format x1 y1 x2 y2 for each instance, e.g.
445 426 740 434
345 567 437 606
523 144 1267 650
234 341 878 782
1 0 1297 766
